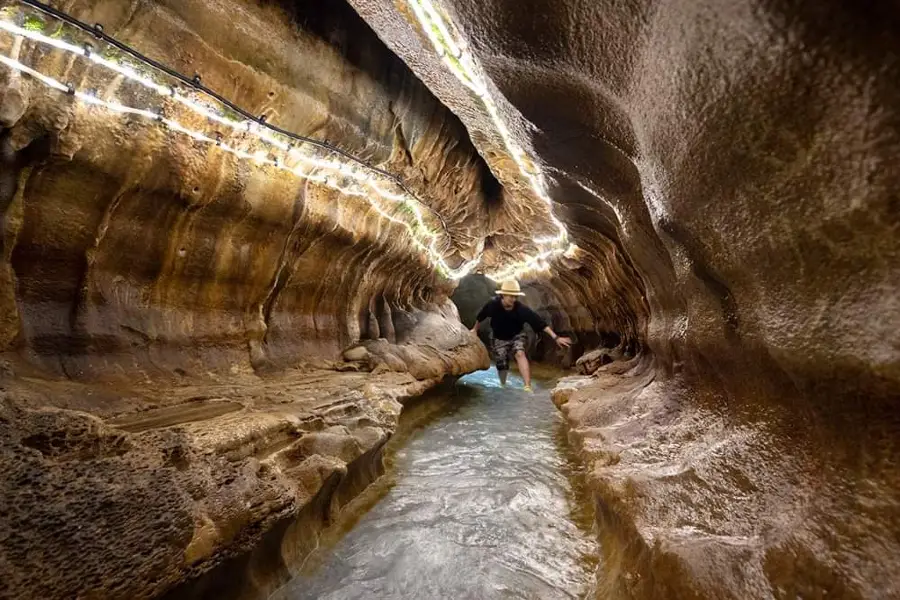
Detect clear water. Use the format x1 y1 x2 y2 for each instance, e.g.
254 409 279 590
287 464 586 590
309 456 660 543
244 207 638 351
271 370 598 599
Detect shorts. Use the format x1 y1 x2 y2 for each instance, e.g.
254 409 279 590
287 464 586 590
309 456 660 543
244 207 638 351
492 332 527 371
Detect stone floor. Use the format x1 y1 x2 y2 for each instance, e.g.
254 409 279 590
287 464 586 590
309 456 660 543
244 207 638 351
0 361 446 600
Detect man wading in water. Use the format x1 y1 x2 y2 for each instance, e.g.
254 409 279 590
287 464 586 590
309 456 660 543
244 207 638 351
471 280 572 392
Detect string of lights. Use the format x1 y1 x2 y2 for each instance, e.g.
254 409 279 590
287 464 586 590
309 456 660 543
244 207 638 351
13 0 428 197
0 0 482 279
406 0 574 281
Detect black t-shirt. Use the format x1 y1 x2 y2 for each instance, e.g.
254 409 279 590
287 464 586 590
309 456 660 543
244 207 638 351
475 297 548 340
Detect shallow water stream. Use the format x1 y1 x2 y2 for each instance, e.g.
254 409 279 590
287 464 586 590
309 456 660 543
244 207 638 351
271 370 598 599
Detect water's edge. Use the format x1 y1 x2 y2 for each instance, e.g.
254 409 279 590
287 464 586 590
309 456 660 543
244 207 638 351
161 377 463 600
164 371 600 599
275 369 599 599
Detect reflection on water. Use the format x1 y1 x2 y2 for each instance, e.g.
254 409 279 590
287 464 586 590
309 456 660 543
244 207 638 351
271 370 598 599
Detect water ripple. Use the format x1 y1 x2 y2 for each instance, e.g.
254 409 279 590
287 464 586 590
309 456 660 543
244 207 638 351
272 371 597 599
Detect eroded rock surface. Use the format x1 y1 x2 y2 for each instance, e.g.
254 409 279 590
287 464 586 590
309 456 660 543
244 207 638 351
1 367 457 599
1 0 899 597
350 0 900 597
0 0 494 376
0 0 489 597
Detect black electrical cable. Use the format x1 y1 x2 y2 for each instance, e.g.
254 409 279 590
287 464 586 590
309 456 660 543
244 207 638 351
16 0 448 231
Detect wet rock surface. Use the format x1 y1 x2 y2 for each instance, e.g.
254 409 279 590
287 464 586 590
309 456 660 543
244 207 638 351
350 0 900 597
1 365 480 600
0 0 898 597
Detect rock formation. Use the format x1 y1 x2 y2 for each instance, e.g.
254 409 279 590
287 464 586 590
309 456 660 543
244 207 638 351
350 0 899 597
0 0 489 597
1 0 898 598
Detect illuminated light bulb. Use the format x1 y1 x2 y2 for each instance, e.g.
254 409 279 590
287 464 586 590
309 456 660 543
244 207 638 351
1 17 297 154
0 52 66 92
4 11 427 204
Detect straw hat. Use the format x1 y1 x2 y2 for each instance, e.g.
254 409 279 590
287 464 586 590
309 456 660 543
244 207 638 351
496 279 526 297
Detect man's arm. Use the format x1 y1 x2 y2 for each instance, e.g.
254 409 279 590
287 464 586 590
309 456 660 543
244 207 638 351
521 305 572 348
542 325 572 348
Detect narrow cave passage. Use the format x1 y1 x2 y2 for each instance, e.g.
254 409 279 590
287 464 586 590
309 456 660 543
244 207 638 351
267 280 601 599
0 0 898 598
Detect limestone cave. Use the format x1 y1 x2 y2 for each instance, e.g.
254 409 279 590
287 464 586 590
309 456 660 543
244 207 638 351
0 0 897 598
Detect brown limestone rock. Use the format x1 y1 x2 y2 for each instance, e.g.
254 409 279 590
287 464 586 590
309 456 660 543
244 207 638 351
0 0 494 597
0 0 898 596
0 368 452 600
0 0 494 378
574 346 625 376
350 0 900 597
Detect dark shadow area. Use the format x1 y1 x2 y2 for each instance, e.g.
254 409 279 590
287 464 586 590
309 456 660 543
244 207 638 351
478 160 504 210
450 274 495 328
451 274 496 357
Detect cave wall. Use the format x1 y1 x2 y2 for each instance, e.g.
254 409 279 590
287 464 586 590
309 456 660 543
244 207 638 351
350 0 899 407
347 0 900 597
0 2 498 597
0 0 494 379
1 0 898 595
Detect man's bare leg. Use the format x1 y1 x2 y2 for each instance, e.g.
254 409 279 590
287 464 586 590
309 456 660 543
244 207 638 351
514 350 531 388
498 368 509 386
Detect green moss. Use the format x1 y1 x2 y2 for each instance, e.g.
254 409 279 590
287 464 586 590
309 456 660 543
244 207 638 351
23 15 45 31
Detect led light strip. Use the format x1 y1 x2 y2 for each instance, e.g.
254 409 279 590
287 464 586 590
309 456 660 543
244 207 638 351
407 0 572 281
0 6 481 279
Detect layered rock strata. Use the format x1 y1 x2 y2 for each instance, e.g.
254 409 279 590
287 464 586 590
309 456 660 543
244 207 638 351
0 0 495 374
350 0 900 597
1 366 464 599
2 0 899 596
0 0 490 597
